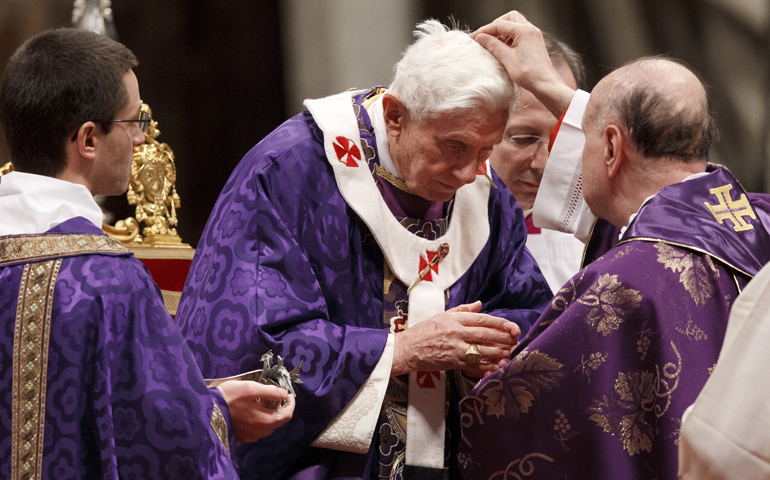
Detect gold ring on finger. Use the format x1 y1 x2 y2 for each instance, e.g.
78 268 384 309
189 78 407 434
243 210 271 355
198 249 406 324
465 344 482 364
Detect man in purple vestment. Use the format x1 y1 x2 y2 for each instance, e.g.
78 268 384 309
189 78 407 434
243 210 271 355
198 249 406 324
452 13 770 480
176 20 552 480
0 29 293 479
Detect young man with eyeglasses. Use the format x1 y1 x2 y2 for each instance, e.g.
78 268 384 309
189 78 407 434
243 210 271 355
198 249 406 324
0 28 293 479
488 33 587 293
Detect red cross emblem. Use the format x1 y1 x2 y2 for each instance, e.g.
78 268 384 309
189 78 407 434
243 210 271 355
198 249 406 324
333 136 361 167
416 371 440 389
418 250 440 282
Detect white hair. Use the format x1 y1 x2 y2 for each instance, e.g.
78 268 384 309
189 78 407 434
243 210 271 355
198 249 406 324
389 19 517 122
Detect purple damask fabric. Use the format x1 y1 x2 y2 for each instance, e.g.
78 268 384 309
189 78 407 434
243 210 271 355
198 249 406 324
0 218 238 479
459 167 770 480
176 87 552 479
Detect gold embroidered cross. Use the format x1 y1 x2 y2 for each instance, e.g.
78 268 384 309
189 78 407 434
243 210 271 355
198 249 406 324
704 184 756 232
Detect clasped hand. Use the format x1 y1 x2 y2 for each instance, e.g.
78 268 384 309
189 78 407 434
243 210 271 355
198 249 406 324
392 300 520 378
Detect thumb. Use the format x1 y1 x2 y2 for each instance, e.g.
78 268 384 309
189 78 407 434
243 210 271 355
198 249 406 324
473 32 497 50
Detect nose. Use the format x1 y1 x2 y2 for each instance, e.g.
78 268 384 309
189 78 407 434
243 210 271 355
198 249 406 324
132 124 145 147
455 158 480 185
531 142 548 174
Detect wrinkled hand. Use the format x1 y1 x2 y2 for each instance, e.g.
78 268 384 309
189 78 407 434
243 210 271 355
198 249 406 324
471 10 576 117
392 301 520 378
217 380 295 443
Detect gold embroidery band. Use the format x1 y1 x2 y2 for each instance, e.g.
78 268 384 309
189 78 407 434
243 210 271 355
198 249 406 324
374 164 416 195
0 234 128 267
12 258 62 480
210 402 231 457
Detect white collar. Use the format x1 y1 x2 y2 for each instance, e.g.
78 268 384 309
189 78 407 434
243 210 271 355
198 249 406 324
619 171 709 240
368 94 402 179
0 171 103 235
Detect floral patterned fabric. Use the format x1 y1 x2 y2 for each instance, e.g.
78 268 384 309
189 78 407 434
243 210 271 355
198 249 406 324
176 88 552 479
459 167 770 480
0 217 238 480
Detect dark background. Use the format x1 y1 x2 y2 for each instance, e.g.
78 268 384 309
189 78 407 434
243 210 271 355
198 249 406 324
1 0 767 247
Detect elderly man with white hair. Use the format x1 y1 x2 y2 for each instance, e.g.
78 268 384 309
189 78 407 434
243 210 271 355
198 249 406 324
177 20 552 479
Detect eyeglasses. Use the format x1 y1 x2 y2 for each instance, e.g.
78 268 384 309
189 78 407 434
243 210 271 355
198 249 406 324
109 110 152 133
503 134 549 153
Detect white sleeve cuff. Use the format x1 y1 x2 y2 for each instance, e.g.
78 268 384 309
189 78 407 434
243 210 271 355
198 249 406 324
532 89 595 242
311 333 394 453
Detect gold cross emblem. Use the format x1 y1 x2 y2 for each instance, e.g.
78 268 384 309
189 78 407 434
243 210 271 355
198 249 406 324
704 184 756 232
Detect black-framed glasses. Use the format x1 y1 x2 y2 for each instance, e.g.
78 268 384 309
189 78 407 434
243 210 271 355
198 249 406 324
503 134 549 152
109 110 152 133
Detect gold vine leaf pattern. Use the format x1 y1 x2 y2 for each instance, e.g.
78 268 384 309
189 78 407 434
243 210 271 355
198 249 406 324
675 316 708 341
550 270 586 313
577 274 642 336
654 243 719 306
587 370 656 456
587 341 682 456
488 452 556 480
482 350 566 420
574 351 608 383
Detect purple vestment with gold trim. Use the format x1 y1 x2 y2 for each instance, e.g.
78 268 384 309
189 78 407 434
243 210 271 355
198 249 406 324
459 166 770 480
0 218 238 479
176 88 552 479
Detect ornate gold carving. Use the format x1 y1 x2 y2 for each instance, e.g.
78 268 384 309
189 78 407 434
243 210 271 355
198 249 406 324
210 402 231 456
655 243 718 305
587 341 682 456
12 258 62 480
0 161 13 178
577 274 642 336
704 184 756 231
106 103 187 246
480 350 565 419
102 218 141 243
0 234 128 266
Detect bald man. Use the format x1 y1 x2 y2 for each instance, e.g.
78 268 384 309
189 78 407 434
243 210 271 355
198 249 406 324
489 33 586 292
455 13 770 480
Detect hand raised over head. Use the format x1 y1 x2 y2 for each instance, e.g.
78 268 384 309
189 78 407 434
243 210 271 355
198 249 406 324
472 10 576 117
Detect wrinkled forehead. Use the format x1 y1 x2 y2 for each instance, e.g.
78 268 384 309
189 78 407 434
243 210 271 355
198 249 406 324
421 106 508 132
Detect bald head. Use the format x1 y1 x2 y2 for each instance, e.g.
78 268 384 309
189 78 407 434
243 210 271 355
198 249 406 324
588 57 718 162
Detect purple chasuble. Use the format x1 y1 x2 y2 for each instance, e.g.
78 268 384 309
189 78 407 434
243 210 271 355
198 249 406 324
176 87 552 479
0 217 237 480
459 166 770 479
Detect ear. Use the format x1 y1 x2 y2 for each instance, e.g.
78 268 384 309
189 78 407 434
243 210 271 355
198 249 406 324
382 93 406 137
603 124 624 179
72 121 99 161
